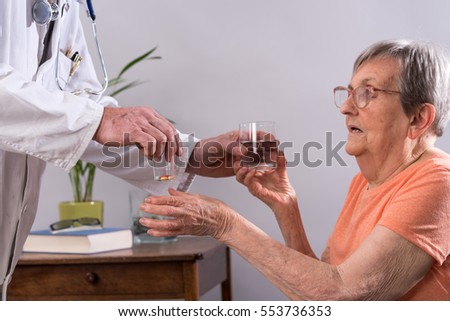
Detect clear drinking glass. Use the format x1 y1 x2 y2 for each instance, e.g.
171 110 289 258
239 121 278 171
152 160 176 181
129 188 177 244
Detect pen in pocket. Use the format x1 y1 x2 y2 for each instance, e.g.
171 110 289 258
69 51 82 77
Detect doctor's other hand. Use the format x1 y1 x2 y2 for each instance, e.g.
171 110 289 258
93 106 181 161
139 188 238 240
234 152 296 212
186 130 244 177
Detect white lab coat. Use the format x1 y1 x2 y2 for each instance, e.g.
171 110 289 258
0 0 196 299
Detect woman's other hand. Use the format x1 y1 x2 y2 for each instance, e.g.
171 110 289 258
138 188 237 240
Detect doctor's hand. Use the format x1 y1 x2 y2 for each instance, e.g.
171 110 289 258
93 106 181 161
186 130 245 177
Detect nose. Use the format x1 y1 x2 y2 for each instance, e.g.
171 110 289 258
339 97 357 115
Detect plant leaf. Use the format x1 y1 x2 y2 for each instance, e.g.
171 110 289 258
117 47 161 79
108 77 125 87
110 80 145 97
83 164 96 202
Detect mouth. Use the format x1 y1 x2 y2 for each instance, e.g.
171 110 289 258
349 126 363 133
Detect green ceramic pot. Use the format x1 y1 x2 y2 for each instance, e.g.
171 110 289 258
58 201 104 225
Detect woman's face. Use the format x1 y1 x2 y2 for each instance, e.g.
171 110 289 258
340 58 411 160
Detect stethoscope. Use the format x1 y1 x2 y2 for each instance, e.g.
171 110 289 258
32 0 108 96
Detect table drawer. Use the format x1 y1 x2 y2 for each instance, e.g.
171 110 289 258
9 261 185 300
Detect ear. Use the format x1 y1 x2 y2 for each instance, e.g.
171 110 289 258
408 103 436 139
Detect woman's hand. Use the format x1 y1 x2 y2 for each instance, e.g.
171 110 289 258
138 188 237 240
234 152 297 211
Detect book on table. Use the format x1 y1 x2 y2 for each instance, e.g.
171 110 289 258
23 227 132 254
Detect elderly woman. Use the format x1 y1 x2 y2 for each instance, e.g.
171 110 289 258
139 40 450 300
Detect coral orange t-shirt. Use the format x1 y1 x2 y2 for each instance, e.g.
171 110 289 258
327 154 450 300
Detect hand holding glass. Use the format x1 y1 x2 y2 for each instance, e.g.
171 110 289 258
129 188 177 244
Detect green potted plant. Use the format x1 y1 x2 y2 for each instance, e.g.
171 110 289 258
59 47 161 224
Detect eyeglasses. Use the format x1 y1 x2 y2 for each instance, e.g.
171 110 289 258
333 85 401 109
50 217 101 231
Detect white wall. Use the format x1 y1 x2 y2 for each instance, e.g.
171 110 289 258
34 0 450 300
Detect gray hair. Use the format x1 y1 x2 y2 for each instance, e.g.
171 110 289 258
353 39 450 137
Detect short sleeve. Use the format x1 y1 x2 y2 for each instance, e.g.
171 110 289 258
379 158 450 265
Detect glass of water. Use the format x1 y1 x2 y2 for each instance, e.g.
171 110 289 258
129 188 177 244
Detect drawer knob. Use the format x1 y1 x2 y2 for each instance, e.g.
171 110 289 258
85 272 99 284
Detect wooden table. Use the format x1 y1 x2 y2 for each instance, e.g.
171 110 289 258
8 236 231 301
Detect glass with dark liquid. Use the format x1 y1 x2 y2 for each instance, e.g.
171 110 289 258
239 121 278 170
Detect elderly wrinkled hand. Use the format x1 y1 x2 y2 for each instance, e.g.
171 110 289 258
187 130 245 177
138 188 237 239
234 152 297 211
93 106 181 161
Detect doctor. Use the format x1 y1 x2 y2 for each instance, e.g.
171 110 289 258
0 0 239 300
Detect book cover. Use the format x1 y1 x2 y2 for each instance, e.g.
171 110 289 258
23 227 132 254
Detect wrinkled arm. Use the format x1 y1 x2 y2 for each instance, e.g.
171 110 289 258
139 190 433 300
270 196 316 258
222 219 433 300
